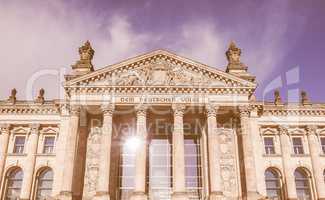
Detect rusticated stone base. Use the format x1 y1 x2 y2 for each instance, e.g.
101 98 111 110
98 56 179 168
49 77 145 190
130 191 148 200
209 191 224 200
93 191 110 200
56 191 73 200
245 191 264 200
172 192 188 200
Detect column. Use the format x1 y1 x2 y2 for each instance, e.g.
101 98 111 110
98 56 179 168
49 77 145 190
131 105 148 200
238 106 262 199
0 124 10 186
20 124 40 200
205 104 223 199
306 126 325 199
171 104 188 200
279 126 297 199
59 106 80 200
95 104 115 200
52 105 70 197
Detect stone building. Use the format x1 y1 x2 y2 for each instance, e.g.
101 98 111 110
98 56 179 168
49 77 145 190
0 41 325 200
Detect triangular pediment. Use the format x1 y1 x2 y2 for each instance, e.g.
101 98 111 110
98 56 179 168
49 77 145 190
64 49 256 90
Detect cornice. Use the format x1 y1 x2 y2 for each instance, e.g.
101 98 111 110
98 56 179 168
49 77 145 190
64 50 256 88
0 101 60 115
67 85 255 96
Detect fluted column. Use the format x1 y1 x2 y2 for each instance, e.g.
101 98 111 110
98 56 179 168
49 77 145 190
238 106 262 199
306 126 325 199
171 104 188 200
20 124 40 200
95 104 115 200
205 104 223 199
279 126 297 199
131 105 148 200
0 124 10 186
59 106 80 200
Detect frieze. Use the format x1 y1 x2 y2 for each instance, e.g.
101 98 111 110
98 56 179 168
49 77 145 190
217 128 239 197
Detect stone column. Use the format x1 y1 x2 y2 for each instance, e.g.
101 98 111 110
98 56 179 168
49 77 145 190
205 104 223 199
238 106 262 199
306 126 325 199
95 104 115 200
131 105 148 200
279 126 297 199
171 104 188 200
0 124 10 186
59 106 80 200
20 124 40 200
52 105 70 197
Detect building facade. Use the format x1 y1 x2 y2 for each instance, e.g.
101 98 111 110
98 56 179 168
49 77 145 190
0 41 325 200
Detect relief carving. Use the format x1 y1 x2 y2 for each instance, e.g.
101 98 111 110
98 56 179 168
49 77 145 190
218 128 238 197
83 126 102 199
113 58 207 86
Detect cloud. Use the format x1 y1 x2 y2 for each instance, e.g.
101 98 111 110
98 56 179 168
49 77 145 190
0 0 298 100
0 1 152 100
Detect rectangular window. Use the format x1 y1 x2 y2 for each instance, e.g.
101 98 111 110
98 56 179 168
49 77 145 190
185 137 202 199
292 137 304 154
43 136 55 154
264 137 275 155
13 136 25 154
321 137 325 154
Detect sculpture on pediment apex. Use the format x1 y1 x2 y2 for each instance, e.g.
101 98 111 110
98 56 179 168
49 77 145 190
35 88 45 104
71 40 95 75
225 41 247 71
226 41 241 64
79 40 94 61
274 89 282 105
8 88 17 104
301 90 311 105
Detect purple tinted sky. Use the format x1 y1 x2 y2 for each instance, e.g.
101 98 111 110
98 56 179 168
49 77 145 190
0 0 324 102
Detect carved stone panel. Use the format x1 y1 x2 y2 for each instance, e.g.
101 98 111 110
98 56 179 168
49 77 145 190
217 128 239 199
82 125 102 199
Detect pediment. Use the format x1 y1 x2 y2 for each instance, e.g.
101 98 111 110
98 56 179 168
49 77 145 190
65 50 256 90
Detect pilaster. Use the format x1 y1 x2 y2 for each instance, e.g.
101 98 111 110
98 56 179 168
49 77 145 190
0 124 11 186
58 105 81 200
95 104 115 200
306 126 325 199
205 104 223 199
278 126 297 199
237 106 262 199
20 123 40 200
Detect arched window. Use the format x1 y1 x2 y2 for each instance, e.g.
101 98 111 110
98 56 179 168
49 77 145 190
4 168 23 200
295 168 312 200
265 168 282 199
35 168 54 200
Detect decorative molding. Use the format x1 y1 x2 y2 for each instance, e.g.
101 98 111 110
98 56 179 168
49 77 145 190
172 104 186 117
135 104 148 117
238 106 250 118
101 104 115 116
205 103 219 117
0 102 59 115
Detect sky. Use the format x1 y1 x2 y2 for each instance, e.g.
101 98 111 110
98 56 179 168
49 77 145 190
0 0 324 102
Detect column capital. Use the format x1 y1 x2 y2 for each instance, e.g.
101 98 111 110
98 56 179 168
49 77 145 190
278 125 289 135
238 105 250 118
135 104 148 117
172 104 186 116
101 104 115 116
0 124 11 134
205 103 219 117
306 125 317 136
70 105 81 116
29 123 40 134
